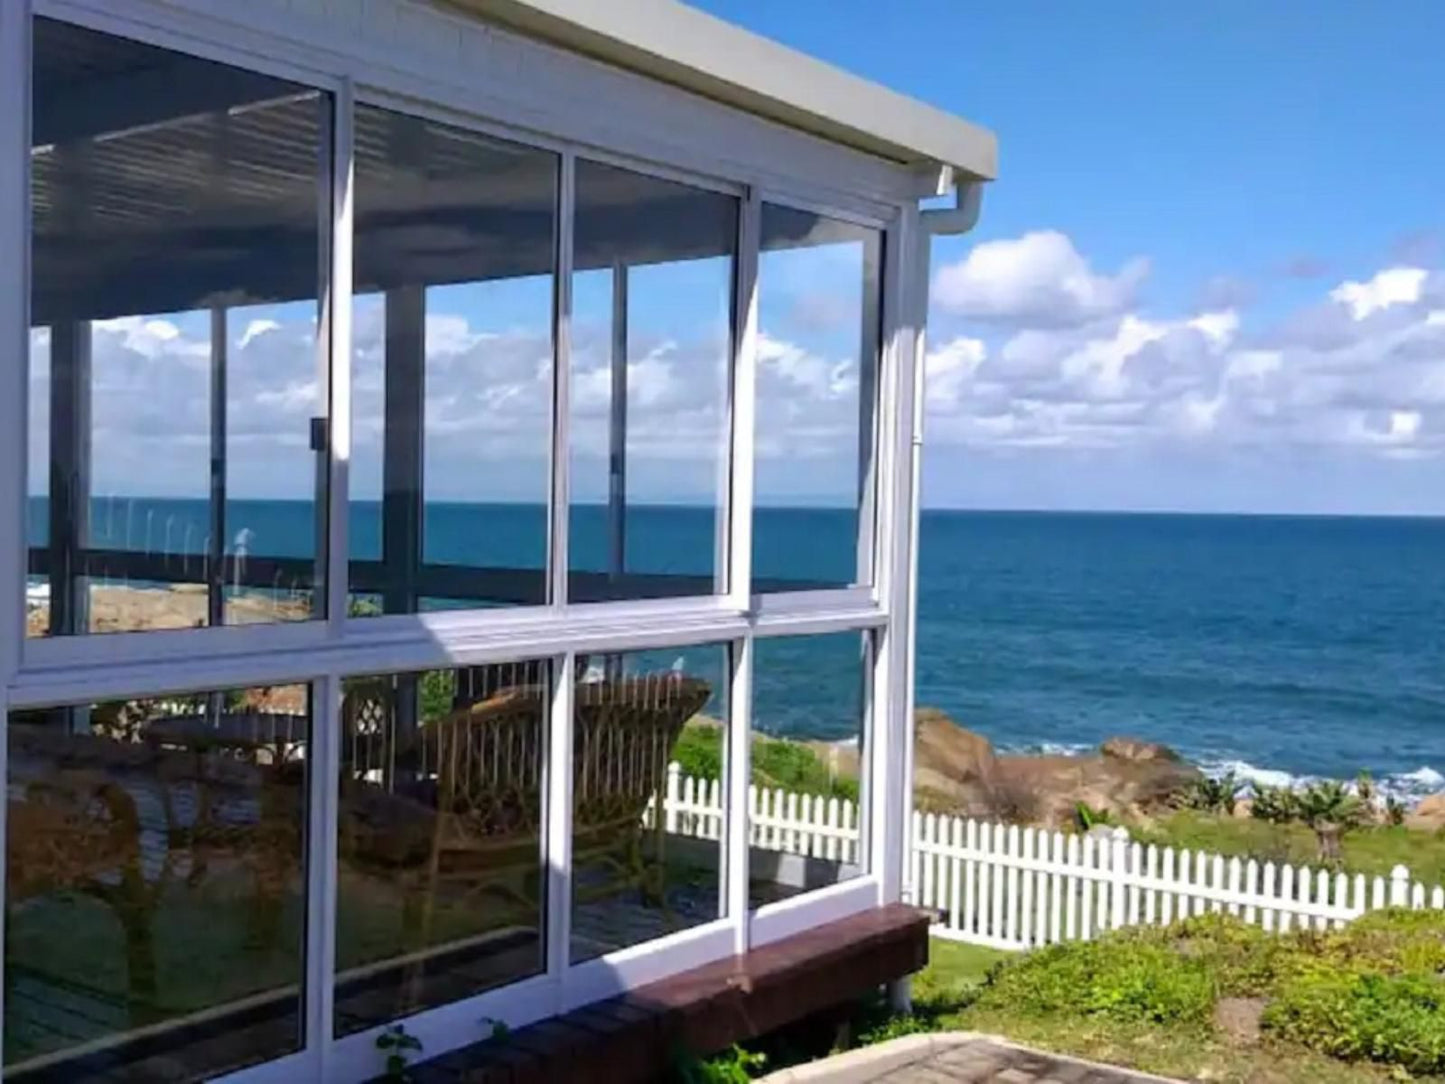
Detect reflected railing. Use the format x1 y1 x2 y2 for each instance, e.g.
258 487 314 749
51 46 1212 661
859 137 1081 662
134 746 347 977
25 545 823 633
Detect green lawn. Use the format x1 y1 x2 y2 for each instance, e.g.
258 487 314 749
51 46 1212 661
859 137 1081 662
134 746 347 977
1138 811 1445 884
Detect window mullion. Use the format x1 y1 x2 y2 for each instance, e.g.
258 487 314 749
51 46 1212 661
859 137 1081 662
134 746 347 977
325 79 354 631
545 651 576 1005
0 0 28 681
726 192 760 610
306 673 342 1072
871 211 919 907
549 153 575 608
0 0 31 1043
725 635 753 952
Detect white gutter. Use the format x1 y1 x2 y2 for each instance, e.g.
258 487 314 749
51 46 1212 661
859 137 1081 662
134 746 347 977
922 180 985 236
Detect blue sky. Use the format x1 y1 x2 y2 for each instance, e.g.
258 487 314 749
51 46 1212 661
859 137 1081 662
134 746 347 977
30 4 1445 517
695 0 1444 312
696 0 1445 514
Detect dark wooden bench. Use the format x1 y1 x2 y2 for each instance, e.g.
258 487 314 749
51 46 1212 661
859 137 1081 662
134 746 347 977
402 903 931 1084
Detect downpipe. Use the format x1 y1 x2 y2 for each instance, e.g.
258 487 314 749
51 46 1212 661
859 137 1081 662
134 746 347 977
887 180 985 1016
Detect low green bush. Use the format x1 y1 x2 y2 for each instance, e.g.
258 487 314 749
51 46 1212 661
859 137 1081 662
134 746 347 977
1181 772 1244 815
752 738 859 802
974 936 1214 1025
970 910 1445 1075
1291 907 1445 981
1265 971 1445 1074
673 724 725 780
1139 914 1289 996
671 1043 768 1084
671 725 859 802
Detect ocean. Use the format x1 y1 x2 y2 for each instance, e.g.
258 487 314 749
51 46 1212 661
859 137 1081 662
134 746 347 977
914 511 1444 804
27 499 1445 801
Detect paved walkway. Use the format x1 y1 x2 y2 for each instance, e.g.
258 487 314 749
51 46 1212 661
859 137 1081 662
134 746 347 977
758 1033 1178 1084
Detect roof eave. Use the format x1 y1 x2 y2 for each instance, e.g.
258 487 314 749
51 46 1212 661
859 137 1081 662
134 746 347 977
440 0 998 184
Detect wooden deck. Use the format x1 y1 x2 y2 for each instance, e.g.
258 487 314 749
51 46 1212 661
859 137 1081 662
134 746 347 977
402 903 932 1084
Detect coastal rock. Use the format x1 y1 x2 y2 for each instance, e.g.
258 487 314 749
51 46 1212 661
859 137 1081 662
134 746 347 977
1100 736 1183 764
912 709 1199 828
1407 793 1445 831
913 708 998 811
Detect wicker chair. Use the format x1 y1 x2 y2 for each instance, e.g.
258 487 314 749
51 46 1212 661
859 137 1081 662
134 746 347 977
6 721 302 1028
337 673 711 967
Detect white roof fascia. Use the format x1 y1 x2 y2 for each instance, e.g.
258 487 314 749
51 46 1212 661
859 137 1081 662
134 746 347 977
442 0 998 184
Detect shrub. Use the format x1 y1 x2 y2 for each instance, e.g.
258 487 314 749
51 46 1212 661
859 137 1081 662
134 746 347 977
1073 802 1116 832
672 1044 767 1084
1354 771 1376 807
1144 914 1289 997
1264 971 1445 1074
1295 780 1365 863
752 737 859 802
1385 796 1407 827
1250 784 1299 824
1182 772 1243 815
670 726 859 803
673 724 724 781
965 910 1445 1076
1309 907 1445 976
419 668 457 722
975 934 1214 1025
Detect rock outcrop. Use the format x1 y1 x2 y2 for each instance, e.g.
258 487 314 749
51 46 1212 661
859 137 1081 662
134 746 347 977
912 709 1200 829
1100 736 1182 764
1407 792 1445 832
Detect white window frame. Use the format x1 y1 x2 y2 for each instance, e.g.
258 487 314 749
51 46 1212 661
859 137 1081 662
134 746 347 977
0 0 934 1080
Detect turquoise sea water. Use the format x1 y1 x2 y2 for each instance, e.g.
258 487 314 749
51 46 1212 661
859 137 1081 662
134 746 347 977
27 499 1445 799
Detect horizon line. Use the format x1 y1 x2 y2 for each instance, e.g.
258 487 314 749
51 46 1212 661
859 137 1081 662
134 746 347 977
24 493 1445 521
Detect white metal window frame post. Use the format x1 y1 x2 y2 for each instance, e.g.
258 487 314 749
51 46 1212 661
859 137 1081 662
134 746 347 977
0 0 32 1053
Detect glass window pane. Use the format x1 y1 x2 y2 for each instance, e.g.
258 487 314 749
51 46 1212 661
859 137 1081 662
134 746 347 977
5 685 311 1078
753 206 882 592
571 645 728 963
748 632 869 907
27 17 330 636
349 106 557 616
335 661 548 1034
568 161 736 603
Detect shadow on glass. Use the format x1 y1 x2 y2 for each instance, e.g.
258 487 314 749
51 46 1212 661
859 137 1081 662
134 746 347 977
349 104 557 616
334 661 548 1034
568 160 737 604
27 18 330 637
5 686 311 1080
570 645 729 963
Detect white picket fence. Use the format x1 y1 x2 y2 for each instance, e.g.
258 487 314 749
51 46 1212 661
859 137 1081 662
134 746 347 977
655 764 1445 949
914 814 1445 949
656 761 862 865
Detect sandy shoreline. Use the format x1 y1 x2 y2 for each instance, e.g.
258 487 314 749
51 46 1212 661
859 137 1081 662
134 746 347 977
27 582 311 636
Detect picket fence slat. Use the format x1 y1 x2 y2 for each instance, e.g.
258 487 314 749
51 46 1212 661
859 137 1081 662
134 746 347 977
655 765 1443 951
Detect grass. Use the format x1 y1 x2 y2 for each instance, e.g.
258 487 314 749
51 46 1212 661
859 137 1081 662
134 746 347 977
890 915 1445 1084
1139 810 1445 884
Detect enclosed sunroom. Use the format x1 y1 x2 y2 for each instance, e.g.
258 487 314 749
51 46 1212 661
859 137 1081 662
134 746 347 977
0 0 996 1079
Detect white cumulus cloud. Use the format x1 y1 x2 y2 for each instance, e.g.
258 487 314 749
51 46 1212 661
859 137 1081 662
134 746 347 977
924 233 1445 475
1330 267 1427 320
931 230 1150 327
